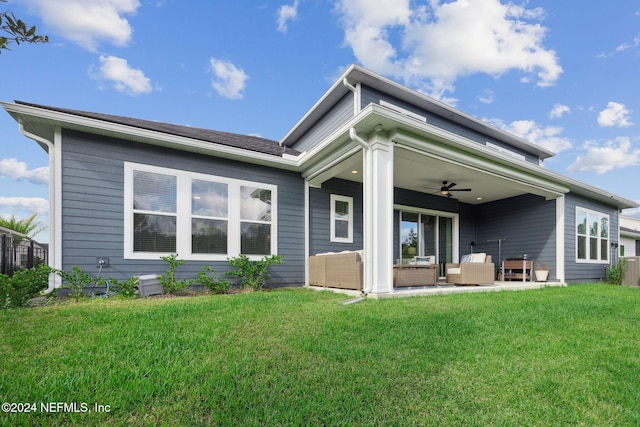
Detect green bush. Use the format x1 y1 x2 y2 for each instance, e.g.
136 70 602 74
0 273 12 309
607 259 626 285
98 276 139 298
53 266 95 302
197 266 231 294
227 254 284 291
159 254 193 294
0 264 51 308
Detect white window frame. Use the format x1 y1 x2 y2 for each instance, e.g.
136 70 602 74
394 205 460 266
124 162 277 261
575 207 609 264
330 194 353 243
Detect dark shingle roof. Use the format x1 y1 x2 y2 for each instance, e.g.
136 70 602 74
16 101 300 157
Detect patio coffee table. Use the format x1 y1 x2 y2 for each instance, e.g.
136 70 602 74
393 264 438 287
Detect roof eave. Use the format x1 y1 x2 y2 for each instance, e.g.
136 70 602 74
2 101 300 171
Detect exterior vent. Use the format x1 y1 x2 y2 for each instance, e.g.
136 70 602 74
486 142 526 162
380 100 427 123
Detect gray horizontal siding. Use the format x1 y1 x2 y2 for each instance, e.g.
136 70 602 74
361 85 539 164
290 94 354 152
564 193 619 282
60 129 305 286
309 179 363 255
473 194 557 280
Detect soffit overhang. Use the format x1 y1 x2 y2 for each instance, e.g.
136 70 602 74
301 103 638 209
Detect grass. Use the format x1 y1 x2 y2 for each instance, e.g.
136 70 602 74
1 284 640 426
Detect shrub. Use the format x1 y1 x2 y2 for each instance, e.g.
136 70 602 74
54 266 94 302
98 276 139 298
0 264 52 308
227 254 284 291
159 254 193 294
197 266 231 294
0 273 11 309
607 259 626 285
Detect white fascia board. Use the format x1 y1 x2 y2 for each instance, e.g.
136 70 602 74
370 105 635 209
2 102 300 171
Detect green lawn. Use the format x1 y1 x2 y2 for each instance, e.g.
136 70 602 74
1 284 640 426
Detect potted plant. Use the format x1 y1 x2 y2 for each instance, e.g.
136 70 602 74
534 262 550 282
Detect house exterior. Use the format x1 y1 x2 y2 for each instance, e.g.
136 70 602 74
3 65 637 294
620 216 640 257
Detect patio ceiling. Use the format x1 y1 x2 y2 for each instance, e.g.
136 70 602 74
331 147 555 205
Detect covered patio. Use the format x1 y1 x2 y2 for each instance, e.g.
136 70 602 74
302 102 569 295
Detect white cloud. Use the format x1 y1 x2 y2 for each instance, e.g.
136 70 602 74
0 197 49 215
598 35 640 58
598 102 632 127
549 104 570 119
0 158 48 184
25 0 140 51
277 0 299 33
93 55 153 95
335 0 562 101
568 137 640 174
489 119 572 154
478 89 494 104
208 58 249 100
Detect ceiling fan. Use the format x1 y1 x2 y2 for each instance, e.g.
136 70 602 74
434 181 472 198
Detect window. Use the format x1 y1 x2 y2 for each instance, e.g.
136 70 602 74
125 163 277 260
330 194 353 243
576 207 609 263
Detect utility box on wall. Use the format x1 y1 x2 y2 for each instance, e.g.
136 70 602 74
138 274 164 297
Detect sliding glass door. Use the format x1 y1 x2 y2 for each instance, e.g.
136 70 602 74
399 210 457 277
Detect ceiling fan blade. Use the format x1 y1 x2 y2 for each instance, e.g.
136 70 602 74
448 188 472 192
447 182 457 189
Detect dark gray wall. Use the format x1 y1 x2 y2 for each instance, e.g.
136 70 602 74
290 94 354 152
473 194 557 280
309 179 363 255
60 129 305 286
564 193 619 283
361 85 540 164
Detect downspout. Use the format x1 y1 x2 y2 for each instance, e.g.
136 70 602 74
18 124 60 294
342 78 361 116
349 127 374 295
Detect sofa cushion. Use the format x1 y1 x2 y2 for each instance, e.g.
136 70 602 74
447 267 461 275
471 252 487 263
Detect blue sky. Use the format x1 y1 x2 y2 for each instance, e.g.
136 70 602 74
2 0 640 243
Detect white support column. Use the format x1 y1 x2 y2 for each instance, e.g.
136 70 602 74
556 195 565 283
364 132 394 294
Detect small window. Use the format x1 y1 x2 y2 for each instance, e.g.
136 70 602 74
330 194 353 243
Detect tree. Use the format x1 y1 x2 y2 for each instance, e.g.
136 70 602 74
0 214 46 239
0 0 48 54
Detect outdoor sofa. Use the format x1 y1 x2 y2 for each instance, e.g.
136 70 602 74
309 250 363 291
445 253 495 285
